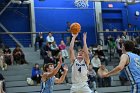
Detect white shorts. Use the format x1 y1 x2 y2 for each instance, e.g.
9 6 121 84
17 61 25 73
70 82 93 93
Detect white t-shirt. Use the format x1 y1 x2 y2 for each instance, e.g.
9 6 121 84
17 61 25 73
71 59 88 84
91 57 101 68
46 36 54 43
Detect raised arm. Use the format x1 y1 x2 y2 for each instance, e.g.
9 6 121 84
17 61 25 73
55 65 68 84
103 54 128 77
69 34 78 64
42 56 62 81
83 32 90 66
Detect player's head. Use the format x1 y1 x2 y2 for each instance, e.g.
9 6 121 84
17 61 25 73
122 40 135 52
77 49 84 59
44 63 54 72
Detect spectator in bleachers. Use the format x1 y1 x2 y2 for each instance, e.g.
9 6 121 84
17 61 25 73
59 40 69 59
99 65 111 87
116 38 123 57
0 73 6 93
46 32 54 45
91 53 101 73
107 35 116 56
88 47 93 61
50 41 60 57
13 45 27 64
40 42 51 59
122 32 129 42
31 63 41 85
0 50 7 71
91 53 108 87
95 45 106 64
87 64 97 93
119 70 128 86
35 32 44 51
41 56 68 93
3 46 13 65
44 51 55 65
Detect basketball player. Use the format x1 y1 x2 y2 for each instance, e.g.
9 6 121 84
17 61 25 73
69 32 92 93
41 55 68 93
103 40 140 93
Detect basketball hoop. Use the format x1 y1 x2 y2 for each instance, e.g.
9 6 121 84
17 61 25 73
74 0 89 8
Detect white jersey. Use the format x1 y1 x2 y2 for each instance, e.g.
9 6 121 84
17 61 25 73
71 59 88 84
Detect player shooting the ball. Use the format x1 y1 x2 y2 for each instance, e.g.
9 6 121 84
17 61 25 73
69 32 92 93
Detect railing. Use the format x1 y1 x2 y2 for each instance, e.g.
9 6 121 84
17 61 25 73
0 31 82 47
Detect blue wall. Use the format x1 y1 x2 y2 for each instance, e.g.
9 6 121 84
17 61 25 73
34 0 97 46
102 2 127 31
1 1 140 47
0 2 31 47
127 3 140 30
101 2 140 44
101 2 140 31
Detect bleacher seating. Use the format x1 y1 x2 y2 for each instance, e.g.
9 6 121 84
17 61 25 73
0 48 131 93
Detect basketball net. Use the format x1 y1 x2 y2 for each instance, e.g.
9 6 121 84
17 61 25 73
74 0 89 8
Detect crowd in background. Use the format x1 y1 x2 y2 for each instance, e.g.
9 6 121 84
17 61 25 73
0 31 140 92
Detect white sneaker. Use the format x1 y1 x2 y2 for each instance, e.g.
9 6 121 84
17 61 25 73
2 68 4 71
94 90 98 93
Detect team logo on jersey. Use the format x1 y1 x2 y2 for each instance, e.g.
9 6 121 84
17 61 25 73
76 63 85 66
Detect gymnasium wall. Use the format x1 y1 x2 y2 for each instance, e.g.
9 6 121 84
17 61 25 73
0 1 140 47
102 2 140 31
101 2 140 44
34 0 97 46
0 1 31 47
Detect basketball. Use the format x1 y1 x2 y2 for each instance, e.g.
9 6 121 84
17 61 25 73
97 66 108 78
70 22 81 34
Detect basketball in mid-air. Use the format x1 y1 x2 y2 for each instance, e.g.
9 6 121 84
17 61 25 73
70 22 81 35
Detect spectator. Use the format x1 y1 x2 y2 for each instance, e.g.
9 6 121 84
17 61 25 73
46 32 54 45
88 47 93 61
91 53 101 73
44 51 55 65
99 65 111 87
0 50 7 71
13 45 27 64
3 46 13 65
35 32 44 51
31 63 41 85
122 32 129 42
0 73 6 93
87 64 97 93
95 45 107 65
107 35 116 56
116 38 123 57
50 41 59 57
40 42 51 59
59 40 69 59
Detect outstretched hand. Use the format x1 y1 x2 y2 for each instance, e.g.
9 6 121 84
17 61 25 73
72 33 78 38
83 32 87 41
